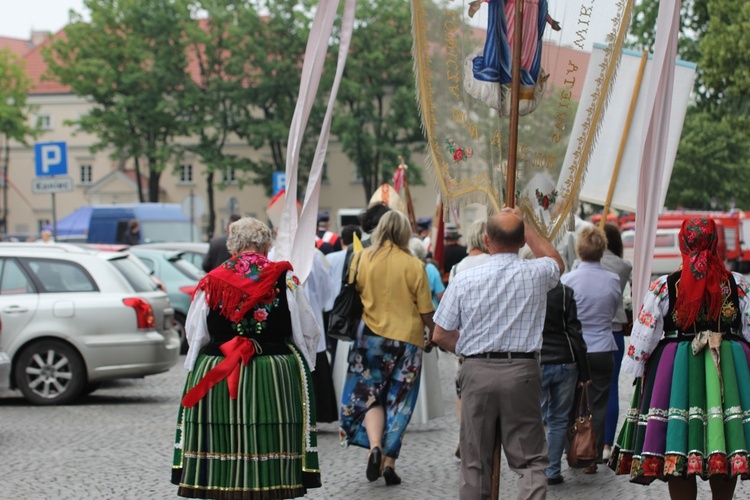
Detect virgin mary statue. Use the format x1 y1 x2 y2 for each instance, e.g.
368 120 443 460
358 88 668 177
464 0 560 115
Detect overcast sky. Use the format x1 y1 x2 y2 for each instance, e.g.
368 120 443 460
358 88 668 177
0 0 85 39
1 0 618 52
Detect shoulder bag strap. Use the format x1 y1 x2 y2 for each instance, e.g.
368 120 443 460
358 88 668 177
349 251 363 285
561 285 576 360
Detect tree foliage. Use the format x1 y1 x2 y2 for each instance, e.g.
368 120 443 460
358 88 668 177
235 0 324 199
181 0 269 236
665 110 750 210
700 0 750 111
45 0 193 202
332 0 425 201
0 48 38 145
0 47 40 233
628 0 750 210
628 0 708 62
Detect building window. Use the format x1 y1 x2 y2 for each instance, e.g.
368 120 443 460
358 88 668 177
79 165 93 185
179 164 193 184
223 166 236 184
36 114 53 130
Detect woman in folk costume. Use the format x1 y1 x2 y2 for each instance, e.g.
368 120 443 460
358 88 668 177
171 217 322 499
339 210 436 486
608 218 750 499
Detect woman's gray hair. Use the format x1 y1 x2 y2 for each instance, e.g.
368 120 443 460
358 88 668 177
226 217 272 255
372 210 412 254
467 219 488 253
408 237 427 261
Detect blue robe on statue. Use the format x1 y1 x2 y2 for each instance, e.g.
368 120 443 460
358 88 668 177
472 0 549 88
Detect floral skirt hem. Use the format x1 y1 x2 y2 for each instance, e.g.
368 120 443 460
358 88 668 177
608 338 750 484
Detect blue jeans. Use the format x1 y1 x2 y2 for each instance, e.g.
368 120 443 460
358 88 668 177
541 363 578 479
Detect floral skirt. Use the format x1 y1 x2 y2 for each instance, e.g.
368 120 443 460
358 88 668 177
172 345 320 499
608 338 750 484
339 326 422 459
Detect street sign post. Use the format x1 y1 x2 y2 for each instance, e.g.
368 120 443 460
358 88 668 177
272 172 286 196
32 177 74 194
34 141 70 239
34 142 68 177
181 192 206 242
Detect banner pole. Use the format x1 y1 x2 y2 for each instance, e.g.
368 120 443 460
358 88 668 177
600 50 649 229
504 0 524 210
492 2 525 498
398 157 419 233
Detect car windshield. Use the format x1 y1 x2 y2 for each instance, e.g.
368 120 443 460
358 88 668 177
169 254 205 280
108 255 158 292
140 222 201 243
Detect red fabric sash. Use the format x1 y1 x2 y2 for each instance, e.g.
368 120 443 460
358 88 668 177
182 336 258 408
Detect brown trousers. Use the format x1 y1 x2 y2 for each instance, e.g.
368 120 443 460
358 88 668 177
459 357 549 500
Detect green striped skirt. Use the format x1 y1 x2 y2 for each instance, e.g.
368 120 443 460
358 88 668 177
608 338 750 485
172 346 320 499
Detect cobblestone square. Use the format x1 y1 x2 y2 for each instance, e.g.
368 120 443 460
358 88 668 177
1 353 748 499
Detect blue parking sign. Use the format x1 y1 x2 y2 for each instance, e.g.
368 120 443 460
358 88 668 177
34 142 68 177
272 172 286 195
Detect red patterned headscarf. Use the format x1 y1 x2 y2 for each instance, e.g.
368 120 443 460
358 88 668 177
674 218 730 329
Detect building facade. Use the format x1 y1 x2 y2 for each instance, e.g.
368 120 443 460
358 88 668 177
1 30 589 240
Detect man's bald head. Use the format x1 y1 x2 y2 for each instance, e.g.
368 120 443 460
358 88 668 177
486 212 525 251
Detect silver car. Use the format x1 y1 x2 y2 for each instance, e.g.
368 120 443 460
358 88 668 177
0 243 180 405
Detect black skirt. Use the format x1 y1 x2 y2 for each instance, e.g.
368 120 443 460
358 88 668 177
312 351 339 423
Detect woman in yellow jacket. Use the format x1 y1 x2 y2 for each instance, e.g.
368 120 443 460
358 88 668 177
339 210 436 486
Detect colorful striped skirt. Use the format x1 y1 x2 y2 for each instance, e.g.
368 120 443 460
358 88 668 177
172 346 320 499
608 337 750 484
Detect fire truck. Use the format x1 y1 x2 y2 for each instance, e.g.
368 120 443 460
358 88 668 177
620 210 750 274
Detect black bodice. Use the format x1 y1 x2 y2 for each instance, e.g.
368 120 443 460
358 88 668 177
202 275 294 356
664 271 742 336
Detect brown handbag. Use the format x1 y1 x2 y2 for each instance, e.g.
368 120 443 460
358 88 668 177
567 385 597 468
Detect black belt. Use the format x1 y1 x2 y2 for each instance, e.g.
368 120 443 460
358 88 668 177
465 351 538 360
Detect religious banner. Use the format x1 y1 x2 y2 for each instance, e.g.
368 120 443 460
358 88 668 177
411 0 636 242
577 45 696 214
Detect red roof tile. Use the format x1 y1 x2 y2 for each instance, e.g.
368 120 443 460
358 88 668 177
24 29 70 94
0 36 33 56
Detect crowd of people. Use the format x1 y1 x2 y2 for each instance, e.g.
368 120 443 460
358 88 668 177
169 203 750 500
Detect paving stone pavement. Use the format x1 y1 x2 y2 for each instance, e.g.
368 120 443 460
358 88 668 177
1 352 748 499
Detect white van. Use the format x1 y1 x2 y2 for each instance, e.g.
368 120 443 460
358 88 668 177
622 228 682 277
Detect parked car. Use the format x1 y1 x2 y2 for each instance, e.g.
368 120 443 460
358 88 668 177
135 242 209 270
0 316 8 391
0 243 180 405
128 247 205 353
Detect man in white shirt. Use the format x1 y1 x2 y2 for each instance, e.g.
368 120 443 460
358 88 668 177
433 207 563 500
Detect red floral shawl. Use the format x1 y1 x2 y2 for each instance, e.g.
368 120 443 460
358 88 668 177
196 252 293 324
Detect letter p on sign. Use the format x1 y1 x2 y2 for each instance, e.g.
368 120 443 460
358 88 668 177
34 142 68 177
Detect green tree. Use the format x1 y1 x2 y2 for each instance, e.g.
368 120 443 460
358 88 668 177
0 47 39 233
628 0 708 62
45 0 192 202
699 0 750 111
332 0 425 201
237 0 324 200
181 0 269 237
664 110 750 209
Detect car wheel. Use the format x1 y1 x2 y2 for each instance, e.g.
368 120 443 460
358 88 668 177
174 312 188 355
14 340 87 405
